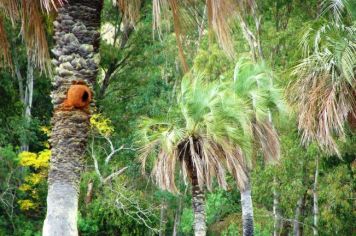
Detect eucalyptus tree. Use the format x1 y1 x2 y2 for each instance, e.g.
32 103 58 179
229 57 285 236
138 76 253 236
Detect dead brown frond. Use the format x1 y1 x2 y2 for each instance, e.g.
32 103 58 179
152 0 199 73
0 0 19 24
206 0 236 58
117 0 141 27
253 121 280 164
39 0 66 13
21 0 51 73
143 134 249 194
0 15 12 68
290 71 356 155
169 0 189 73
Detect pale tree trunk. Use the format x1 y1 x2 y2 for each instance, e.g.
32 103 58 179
313 157 319 236
273 177 281 236
159 200 167 236
241 178 254 236
191 169 206 236
293 196 304 236
173 195 183 236
43 1 103 235
21 55 34 151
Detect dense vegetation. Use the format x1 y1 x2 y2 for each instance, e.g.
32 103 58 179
0 0 355 235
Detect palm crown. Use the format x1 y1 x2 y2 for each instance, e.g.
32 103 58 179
138 57 285 193
291 8 356 155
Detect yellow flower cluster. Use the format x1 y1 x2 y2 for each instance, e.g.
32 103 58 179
19 149 51 169
40 126 51 136
18 149 51 211
90 113 114 136
18 200 36 211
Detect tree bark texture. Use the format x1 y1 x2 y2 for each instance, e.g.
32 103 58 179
43 1 103 235
241 178 254 236
191 168 206 236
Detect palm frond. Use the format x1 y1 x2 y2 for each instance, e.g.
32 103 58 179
206 0 236 58
253 121 280 163
40 0 66 12
291 23 356 155
231 56 285 163
320 0 349 23
21 0 51 73
0 0 19 24
0 15 12 67
169 0 189 73
137 75 255 193
117 0 141 27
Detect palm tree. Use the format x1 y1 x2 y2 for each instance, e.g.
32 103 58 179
138 76 253 236
0 1 104 235
230 57 285 236
291 2 355 234
43 1 104 235
290 0 356 155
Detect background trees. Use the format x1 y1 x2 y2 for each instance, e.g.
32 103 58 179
0 0 355 235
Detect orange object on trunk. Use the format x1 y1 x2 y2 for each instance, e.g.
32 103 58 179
61 83 92 110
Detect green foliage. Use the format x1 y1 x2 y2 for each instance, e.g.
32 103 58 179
180 207 194 234
0 1 355 235
222 223 239 236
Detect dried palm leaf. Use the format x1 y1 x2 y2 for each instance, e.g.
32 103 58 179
206 0 236 58
253 121 280 164
0 15 12 67
21 0 51 73
0 0 19 24
117 0 141 27
291 22 356 155
40 0 66 12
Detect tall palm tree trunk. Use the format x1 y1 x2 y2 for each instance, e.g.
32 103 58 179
191 168 206 236
43 1 103 235
241 177 254 236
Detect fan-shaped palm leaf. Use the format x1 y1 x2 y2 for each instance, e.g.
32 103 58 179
0 0 58 72
138 76 253 193
291 22 356 155
230 57 286 163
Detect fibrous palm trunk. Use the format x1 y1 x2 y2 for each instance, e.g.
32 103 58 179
191 168 206 236
43 1 103 235
241 178 254 236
